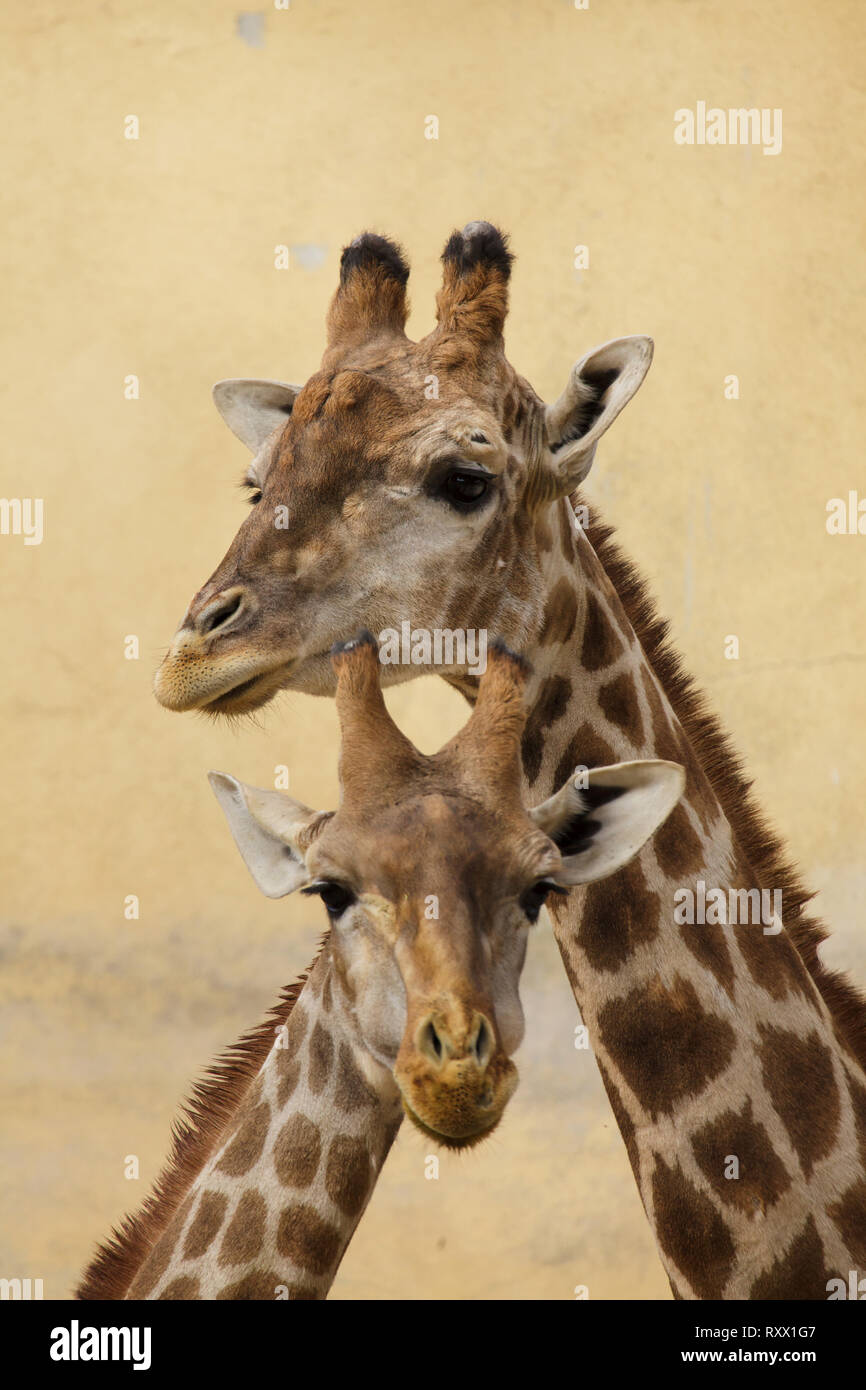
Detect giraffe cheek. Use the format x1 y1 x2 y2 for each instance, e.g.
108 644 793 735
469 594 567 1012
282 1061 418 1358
495 996 526 1056
356 977 407 1070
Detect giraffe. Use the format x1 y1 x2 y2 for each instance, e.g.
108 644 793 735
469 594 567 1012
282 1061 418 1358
151 223 866 1298
79 635 683 1299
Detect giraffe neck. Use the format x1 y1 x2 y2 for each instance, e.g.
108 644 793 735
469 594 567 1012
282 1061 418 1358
79 945 402 1301
512 496 866 1298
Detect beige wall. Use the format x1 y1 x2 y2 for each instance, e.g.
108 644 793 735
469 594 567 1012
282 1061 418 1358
2 0 864 1298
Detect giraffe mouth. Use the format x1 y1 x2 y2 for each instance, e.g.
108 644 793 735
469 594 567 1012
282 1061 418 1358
199 649 342 714
203 669 286 715
400 1097 503 1151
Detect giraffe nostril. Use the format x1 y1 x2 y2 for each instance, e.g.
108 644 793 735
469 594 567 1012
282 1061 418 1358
424 1021 443 1063
471 1016 493 1069
195 591 245 637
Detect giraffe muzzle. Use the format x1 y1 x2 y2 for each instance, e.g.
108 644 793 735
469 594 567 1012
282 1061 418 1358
395 1008 519 1149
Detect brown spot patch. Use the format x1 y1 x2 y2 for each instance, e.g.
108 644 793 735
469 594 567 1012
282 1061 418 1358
678 918 735 999
521 674 572 784
309 1022 334 1095
273 1113 322 1188
275 1049 302 1110
159 1275 200 1300
749 1215 832 1299
218 1189 266 1267
539 577 578 647
334 1042 374 1113
325 1135 371 1218
849 1074 866 1170
596 1059 640 1178
758 1025 840 1178
598 671 643 746
729 867 815 1003
829 1179 866 1265
606 593 633 644
552 725 617 793
581 592 625 672
127 1234 174 1301
126 1191 195 1299
215 1271 318 1301
691 1098 791 1216
734 923 814 1004
651 1155 735 1298
290 1002 309 1036
653 803 704 879
598 975 736 1120
183 1190 228 1260
639 667 714 835
276 1203 342 1276
574 856 660 973
331 948 357 1005
216 1099 271 1178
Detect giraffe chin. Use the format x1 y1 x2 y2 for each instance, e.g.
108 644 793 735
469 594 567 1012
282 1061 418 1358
399 1096 505 1152
200 666 290 716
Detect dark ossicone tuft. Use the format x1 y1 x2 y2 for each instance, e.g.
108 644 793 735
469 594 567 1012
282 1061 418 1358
340 233 409 287
442 222 513 278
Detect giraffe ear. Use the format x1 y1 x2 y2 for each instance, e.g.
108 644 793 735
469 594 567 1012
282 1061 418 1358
543 337 653 493
208 772 326 899
529 759 684 885
212 379 301 454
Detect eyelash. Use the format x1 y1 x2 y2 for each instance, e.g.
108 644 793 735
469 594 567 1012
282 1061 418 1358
301 880 357 919
240 479 262 505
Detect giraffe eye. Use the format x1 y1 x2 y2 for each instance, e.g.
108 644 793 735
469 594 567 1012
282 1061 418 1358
302 880 356 919
439 469 492 511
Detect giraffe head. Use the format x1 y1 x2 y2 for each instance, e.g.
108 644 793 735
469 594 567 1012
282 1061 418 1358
209 635 684 1148
154 223 652 714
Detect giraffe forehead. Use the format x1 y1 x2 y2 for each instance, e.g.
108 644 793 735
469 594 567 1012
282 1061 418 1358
310 795 553 894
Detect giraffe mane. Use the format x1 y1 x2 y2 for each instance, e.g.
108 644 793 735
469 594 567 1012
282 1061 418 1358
74 939 328 1300
582 495 866 1074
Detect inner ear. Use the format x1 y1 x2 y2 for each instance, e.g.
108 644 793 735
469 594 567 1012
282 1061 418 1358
547 783 625 856
543 336 653 493
212 379 301 454
548 367 621 453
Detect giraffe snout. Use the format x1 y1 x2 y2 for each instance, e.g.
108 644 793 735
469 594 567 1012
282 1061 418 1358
416 1009 495 1071
188 585 253 639
396 1001 519 1149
